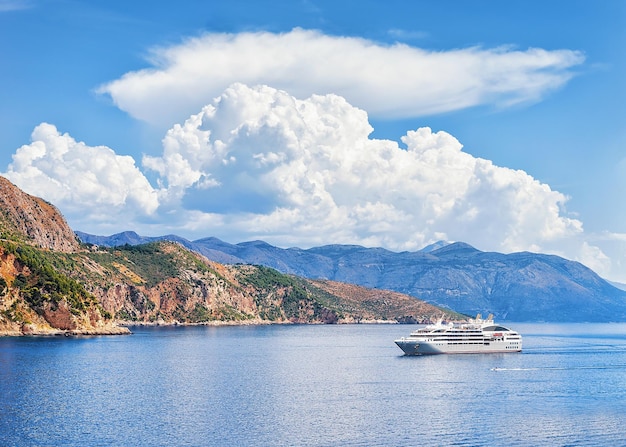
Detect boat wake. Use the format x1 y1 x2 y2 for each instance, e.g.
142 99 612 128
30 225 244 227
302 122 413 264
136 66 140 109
491 365 626 372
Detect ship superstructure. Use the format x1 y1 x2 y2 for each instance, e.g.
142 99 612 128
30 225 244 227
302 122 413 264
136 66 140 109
394 314 522 355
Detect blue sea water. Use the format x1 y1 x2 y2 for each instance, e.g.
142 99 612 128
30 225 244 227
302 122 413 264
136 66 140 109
1 323 626 447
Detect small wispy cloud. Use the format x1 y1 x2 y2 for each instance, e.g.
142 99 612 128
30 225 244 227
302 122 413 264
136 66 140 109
387 28 429 41
0 0 31 12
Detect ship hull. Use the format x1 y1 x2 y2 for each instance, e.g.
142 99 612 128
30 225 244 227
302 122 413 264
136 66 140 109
395 339 522 355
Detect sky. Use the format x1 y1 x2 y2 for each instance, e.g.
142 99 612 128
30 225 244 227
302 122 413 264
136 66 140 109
1 0 626 282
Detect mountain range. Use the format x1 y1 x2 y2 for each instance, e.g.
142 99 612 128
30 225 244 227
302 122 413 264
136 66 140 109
76 230 626 322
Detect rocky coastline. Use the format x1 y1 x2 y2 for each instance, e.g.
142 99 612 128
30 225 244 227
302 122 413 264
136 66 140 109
0 323 131 337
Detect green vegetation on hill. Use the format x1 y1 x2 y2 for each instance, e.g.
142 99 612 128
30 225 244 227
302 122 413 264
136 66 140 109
1 241 103 317
236 265 342 322
0 211 27 245
84 242 228 287
86 243 181 287
1 237 457 331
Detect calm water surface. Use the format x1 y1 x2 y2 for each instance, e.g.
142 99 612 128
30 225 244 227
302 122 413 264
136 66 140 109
2 323 626 446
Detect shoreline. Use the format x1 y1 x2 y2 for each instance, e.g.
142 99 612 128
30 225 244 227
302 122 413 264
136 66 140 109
117 318 403 328
0 324 131 337
0 318 414 337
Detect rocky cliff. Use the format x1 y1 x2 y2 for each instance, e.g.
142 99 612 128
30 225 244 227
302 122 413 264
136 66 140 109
0 176 79 252
0 177 126 335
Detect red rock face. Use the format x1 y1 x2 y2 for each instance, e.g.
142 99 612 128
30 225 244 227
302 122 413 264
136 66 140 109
0 176 79 253
42 300 77 331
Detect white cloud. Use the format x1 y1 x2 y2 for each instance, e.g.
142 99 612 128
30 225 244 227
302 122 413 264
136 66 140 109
145 83 587 260
3 123 159 230
98 28 585 127
579 232 626 283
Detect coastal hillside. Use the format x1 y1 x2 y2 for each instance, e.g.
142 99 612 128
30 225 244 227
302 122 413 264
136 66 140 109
78 232 626 322
0 177 125 335
0 176 457 335
69 242 462 325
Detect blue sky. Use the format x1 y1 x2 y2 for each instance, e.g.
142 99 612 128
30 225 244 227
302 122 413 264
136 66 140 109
2 0 626 282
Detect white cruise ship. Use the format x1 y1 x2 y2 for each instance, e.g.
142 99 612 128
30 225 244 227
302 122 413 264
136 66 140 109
394 314 522 355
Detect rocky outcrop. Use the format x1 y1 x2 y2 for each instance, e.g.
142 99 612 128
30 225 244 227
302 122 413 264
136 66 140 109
0 176 79 252
0 285 129 336
0 177 130 335
309 279 452 323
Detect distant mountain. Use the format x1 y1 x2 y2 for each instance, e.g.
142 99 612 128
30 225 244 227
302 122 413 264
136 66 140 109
75 230 191 248
76 231 626 322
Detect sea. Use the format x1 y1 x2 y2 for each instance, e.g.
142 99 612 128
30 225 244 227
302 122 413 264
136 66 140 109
1 323 626 447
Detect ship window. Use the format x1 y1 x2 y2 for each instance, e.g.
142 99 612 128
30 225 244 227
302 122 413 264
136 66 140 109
484 325 509 331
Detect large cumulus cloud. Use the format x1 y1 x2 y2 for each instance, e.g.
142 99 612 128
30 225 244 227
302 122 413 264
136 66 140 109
145 83 583 255
98 28 585 127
